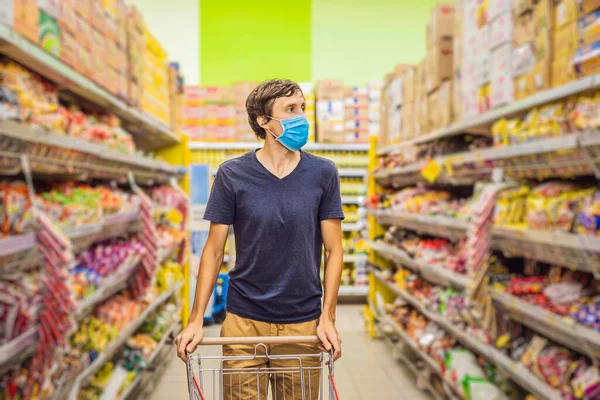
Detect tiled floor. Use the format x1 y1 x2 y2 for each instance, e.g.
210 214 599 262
150 305 431 400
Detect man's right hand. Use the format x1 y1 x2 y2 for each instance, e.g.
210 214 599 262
175 320 204 362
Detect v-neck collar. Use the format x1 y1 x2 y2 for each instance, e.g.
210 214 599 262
252 149 304 181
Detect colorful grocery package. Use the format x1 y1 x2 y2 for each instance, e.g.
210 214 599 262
0 181 34 236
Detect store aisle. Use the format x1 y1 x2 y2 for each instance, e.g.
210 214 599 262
150 305 430 400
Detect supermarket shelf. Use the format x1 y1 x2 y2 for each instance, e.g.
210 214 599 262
368 240 419 272
492 226 600 274
338 286 369 297
0 25 180 151
0 328 38 376
492 290 600 357
189 141 370 151
370 239 600 358
368 209 469 241
371 269 562 400
379 316 462 400
377 73 600 155
375 131 600 186
74 254 143 320
157 240 183 265
67 281 183 400
341 196 365 204
368 240 469 288
63 212 142 254
116 322 180 400
338 168 367 177
0 233 40 276
342 223 361 232
370 208 600 274
0 120 185 184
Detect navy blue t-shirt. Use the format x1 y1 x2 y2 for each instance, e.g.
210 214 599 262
203 150 345 323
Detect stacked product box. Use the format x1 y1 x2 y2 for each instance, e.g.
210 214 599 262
141 28 170 124
126 6 145 107
181 86 203 140
462 0 482 118
344 86 370 144
426 3 455 130
232 81 257 142
385 65 408 145
299 82 317 143
512 0 554 100
168 62 185 133
489 0 514 108
571 1 600 80
316 80 345 144
453 0 464 123
368 81 383 139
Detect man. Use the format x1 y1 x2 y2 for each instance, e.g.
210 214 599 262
175 79 344 399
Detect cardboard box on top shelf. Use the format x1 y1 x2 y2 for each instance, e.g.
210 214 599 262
439 81 453 127
13 0 39 43
89 0 106 33
317 99 344 121
478 49 492 85
414 60 426 100
554 0 578 29
388 76 403 109
38 9 61 57
401 67 416 104
478 83 492 113
74 13 92 50
452 78 463 122
578 0 600 14
514 70 535 98
533 60 551 91
426 40 453 93
513 42 536 76
513 0 534 15
401 102 414 140
573 41 600 77
554 21 579 59
388 108 402 144
316 80 344 100
535 27 553 62
491 43 514 107
345 93 370 108
513 12 535 46
419 95 430 134
490 11 514 49
552 55 576 85
578 10 600 46
534 0 554 34
345 107 369 120
427 89 441 131
345 119 369 133
427 3 456 48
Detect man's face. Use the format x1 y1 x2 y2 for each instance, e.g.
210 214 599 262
267 91 306 136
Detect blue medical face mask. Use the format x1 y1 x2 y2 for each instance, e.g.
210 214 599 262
267 114 310 151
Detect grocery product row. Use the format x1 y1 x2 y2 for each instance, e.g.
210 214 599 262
0 1 184 149
377 0 600 152
182 81 381 145
374 90 600 187
0 178 188 399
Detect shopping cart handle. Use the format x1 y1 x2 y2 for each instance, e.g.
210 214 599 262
199 335 321 346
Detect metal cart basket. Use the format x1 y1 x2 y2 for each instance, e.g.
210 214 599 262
186 336 340 400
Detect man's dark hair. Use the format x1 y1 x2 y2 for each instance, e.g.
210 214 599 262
246 79 303 139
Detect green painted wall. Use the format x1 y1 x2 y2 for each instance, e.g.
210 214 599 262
200 0 312 85
312 0 441 85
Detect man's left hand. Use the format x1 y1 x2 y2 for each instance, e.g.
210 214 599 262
317 316 342 361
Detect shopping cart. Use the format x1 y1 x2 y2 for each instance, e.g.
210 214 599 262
186 336 340 400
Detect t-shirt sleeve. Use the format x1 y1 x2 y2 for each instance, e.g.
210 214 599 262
318 168 345 221
203 167 236 225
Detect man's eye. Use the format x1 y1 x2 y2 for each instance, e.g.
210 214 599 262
288 107 294 112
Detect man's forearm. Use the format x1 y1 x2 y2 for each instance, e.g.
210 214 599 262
188 248 224 324
322 248 343 321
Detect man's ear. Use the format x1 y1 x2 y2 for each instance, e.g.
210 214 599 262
257 115 269 129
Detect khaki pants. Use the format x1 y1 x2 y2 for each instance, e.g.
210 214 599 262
220 313 322 400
